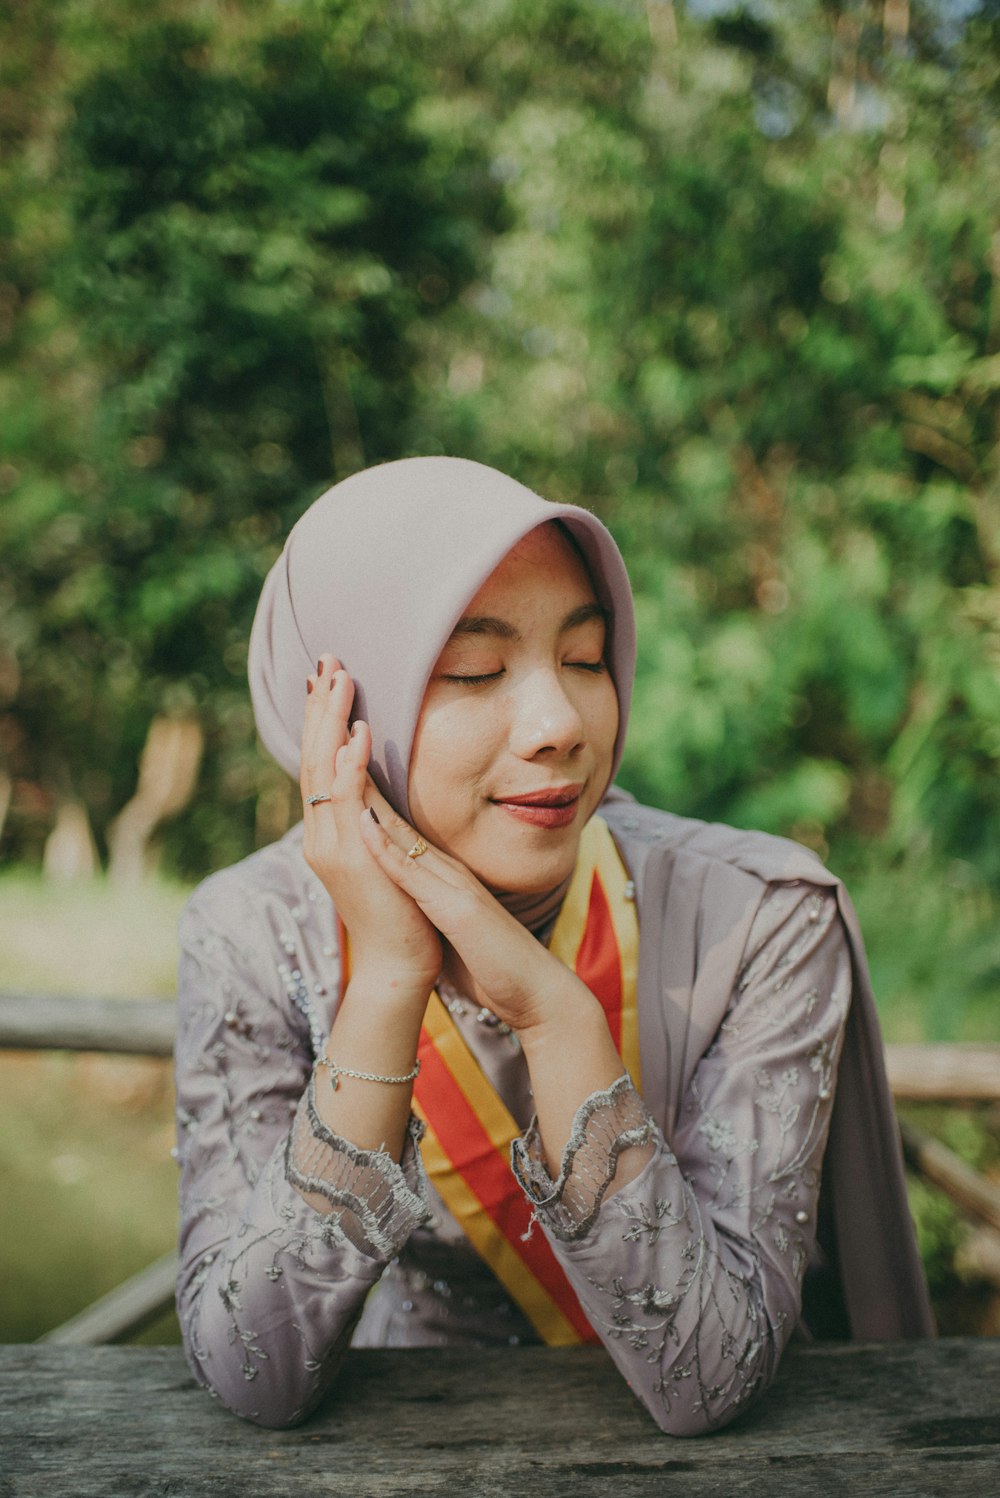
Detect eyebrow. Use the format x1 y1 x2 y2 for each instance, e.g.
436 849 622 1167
449 602 609 643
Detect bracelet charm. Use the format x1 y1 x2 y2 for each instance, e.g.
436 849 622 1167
316 1055 420 1091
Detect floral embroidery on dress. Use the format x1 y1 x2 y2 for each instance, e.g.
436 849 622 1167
175 821 852 1435
507 883 850 1433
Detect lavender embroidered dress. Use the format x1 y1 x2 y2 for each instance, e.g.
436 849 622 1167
175 799 924 1435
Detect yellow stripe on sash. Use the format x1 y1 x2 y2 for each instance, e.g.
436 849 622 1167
338 813 640 1345
415 1116 582 1345
548 815 641 1089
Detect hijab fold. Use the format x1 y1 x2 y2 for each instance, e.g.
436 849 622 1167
249 457 636 820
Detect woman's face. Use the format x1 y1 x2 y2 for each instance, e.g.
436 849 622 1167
408 522 619 895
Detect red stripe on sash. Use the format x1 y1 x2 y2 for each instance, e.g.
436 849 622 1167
333 815 638 1346
575 872 623 1049
414 1038 597 1343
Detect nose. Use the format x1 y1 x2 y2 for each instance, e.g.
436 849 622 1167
508 666 586 760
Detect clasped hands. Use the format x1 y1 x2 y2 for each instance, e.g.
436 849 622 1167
300 655 589 1038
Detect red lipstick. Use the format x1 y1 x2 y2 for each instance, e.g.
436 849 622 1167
491 785 583 829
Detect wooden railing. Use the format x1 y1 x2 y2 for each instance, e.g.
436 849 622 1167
0 992 176 1057
2 990 999 1343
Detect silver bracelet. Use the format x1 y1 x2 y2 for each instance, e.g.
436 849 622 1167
316 1055 420 1091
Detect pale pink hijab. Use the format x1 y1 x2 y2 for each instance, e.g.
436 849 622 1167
248 457 636 818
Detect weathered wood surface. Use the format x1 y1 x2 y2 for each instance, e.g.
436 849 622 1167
1 1341 998 1497
39 1252 178 1346
0 992 175 1056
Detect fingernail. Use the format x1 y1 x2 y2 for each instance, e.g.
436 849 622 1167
317 660 324 677
350 721 360 738
306 680 313 694
369 807 380 825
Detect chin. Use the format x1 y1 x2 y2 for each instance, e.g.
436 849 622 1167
476 843 580 898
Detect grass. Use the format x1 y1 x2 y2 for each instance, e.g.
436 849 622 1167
0 868 189 997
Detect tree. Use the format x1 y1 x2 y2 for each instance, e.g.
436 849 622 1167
0 0 490 874
406 0 1000 890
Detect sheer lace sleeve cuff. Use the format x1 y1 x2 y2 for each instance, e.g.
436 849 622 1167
285 1074 430 1260
511 1074 658 1242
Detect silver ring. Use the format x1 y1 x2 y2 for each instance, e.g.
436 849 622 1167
306 792 333 806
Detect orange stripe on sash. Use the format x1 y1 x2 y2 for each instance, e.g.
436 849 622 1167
336 814 639 1346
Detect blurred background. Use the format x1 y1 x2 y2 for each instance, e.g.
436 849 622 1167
1 0 998 1342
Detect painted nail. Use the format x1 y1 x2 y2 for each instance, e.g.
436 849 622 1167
306 680 313 694
369 807 380 825
317 660 324 676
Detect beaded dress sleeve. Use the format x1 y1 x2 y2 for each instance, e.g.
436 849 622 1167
174 861 430 1428
512 880 852 1436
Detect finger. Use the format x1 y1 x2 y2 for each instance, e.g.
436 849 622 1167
320 722 377 870
300 655 343 782
359 811 481 949
359 807 443 881
303 655 342 716
331 721 367 796
302 668 355 802
358 782 469 880
360 773 417 839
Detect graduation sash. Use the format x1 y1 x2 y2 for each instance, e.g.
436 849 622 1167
339 813 639 1345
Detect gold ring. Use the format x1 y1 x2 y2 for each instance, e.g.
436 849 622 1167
406 837 428 860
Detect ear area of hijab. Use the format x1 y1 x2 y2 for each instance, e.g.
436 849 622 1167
248 457 636 815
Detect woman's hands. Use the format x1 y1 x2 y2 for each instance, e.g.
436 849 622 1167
301 655 590 1035
358 796 591 1038
360 798 630 1178
302 656 626 1174
300 655 441 995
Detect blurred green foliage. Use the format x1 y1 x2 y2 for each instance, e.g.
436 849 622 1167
1 0 998 1025
0 0 493 871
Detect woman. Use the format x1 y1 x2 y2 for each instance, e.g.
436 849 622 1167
175 456 932 1435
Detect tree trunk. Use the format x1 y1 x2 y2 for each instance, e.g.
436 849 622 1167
42 801 99 882
106 717 203 885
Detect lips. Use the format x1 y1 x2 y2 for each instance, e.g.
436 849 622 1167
491 784 583 829
494 785 582 807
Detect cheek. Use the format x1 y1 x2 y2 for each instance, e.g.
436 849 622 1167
407 701 496 834
590 678 620 764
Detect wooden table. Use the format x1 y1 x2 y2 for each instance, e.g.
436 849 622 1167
2 1340 998 1496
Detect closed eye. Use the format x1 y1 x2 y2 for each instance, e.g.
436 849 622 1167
568 661 606 673
442 671 504 686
